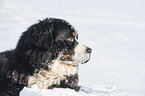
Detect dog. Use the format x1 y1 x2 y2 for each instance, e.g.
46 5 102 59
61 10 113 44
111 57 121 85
0 18 92 96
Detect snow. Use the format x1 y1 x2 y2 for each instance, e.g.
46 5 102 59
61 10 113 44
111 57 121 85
20 84 140 96
0 0 145 96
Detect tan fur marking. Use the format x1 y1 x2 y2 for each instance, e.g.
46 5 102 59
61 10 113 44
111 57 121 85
72 32 76 37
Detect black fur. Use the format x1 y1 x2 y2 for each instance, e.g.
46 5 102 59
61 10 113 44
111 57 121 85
0 18 91 96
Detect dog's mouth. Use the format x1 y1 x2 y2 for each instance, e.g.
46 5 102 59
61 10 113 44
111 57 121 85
59 54 78 65
60 54 91 65
81 54 91 64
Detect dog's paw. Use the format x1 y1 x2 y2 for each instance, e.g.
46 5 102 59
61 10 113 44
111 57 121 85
74 86 81 92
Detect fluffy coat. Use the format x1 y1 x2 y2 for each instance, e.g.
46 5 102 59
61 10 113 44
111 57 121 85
0 18 92 96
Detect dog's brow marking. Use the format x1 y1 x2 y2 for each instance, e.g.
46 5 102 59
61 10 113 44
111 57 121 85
72 32 76 37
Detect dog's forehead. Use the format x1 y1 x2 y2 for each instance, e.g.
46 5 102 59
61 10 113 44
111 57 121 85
54 20 78 41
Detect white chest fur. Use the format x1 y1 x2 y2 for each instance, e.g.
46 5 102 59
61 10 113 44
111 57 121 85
28 60 78 89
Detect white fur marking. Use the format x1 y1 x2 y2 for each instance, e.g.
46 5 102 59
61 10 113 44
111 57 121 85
28 58 77 89
73 43 90 63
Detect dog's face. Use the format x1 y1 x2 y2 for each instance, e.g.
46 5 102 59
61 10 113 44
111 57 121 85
51 19 92 65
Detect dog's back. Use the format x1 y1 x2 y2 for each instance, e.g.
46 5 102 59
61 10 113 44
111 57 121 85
0 50 13 58
0 50 13 83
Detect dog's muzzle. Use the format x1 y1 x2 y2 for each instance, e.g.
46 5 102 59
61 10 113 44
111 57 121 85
72 43 92 64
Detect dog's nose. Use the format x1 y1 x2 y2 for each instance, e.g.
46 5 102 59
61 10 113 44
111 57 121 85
86 47 92 53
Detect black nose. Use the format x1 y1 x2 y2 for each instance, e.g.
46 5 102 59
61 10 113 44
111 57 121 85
86 47 92 53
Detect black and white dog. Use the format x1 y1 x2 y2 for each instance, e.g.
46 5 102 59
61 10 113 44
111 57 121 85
0 18 92 96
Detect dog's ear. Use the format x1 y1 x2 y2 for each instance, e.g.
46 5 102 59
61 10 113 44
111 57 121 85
31 21 54 51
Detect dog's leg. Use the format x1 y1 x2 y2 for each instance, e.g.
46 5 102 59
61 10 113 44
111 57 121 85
0 75 24 96
0 69 31 96
58 74 80 91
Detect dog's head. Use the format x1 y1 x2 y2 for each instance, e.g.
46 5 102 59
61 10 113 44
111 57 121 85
17 18 92 67
51 18 92 65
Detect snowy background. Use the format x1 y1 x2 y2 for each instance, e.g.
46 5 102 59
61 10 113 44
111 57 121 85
0 0 145 96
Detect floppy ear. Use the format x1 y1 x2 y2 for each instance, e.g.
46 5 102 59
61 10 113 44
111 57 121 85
32 22 54 51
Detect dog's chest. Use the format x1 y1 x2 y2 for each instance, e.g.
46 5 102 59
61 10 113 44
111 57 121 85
27 60 78 89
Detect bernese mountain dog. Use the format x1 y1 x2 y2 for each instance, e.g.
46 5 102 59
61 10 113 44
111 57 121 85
0 18 92 96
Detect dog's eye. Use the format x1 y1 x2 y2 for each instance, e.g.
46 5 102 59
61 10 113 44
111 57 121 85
67 37 74 42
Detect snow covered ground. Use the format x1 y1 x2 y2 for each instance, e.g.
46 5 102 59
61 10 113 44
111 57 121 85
0 0 145 95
